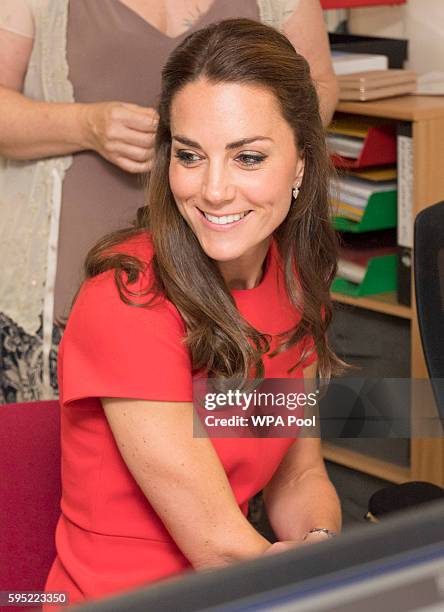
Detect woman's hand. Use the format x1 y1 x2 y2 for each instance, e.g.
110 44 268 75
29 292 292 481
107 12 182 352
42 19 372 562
264 531 332 556
263 540 300 556
83 102 159 173
301 530 333 545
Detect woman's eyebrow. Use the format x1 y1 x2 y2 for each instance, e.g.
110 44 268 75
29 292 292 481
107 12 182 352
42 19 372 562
172 135 273 150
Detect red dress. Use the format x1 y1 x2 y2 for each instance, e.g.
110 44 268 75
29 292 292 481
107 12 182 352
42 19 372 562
45 233 316 607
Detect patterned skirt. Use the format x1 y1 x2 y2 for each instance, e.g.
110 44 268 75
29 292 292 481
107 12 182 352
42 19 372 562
0 313 61 403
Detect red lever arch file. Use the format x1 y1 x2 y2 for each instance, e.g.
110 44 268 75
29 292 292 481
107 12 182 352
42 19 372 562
331 124 397 169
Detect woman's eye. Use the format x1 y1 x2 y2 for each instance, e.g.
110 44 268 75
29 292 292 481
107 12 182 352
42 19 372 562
174 150 201 165
236 153 267 167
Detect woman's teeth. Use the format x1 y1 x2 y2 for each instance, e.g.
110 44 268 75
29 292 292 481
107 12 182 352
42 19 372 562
203 211 249 225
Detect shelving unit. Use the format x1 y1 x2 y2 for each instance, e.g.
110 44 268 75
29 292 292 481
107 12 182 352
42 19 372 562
323 442 410 483
326 95 444 486
331 291 412 320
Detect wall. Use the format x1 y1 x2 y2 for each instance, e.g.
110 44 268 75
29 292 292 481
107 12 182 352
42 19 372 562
347 0 444 74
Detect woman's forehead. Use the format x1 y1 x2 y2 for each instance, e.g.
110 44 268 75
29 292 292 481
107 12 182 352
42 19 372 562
170 79 291 145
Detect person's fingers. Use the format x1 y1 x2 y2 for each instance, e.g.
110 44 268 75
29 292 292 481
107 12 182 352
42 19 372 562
112 143 153 163
124 103 159 120
113 155 152 174
263 542 292 555
121 105 159 132
117 127 155 149
88 102 157 167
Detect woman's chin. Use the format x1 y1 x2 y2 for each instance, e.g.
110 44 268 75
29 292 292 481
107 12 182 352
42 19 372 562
197 238 246 263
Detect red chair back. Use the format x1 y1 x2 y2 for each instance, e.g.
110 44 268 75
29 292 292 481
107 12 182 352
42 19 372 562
0 401 61 609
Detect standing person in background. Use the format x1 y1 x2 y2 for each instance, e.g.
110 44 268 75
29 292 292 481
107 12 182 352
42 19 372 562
0 0 338 403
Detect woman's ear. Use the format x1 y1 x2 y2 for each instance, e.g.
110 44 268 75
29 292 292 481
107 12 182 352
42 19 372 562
293 157 305 187
292 158 305 199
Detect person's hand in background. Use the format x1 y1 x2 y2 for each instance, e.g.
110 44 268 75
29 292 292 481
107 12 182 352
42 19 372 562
83 102 159 173
0 26 158 173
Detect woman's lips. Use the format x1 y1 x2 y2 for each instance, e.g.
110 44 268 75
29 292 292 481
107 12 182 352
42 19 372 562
198 208 252 230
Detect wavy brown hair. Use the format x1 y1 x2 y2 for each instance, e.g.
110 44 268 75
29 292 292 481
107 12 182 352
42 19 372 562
84 18 342 382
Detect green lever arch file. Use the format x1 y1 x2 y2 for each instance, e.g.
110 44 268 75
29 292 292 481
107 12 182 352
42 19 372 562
332 253 398 297
332 190 397 233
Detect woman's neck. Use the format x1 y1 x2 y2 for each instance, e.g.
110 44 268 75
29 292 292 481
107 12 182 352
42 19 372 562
217 239 271 290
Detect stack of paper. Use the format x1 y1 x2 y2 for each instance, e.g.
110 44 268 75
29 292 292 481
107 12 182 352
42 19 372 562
414 71 444 96
331 167 397 223
332 52 388 76
326 134 364 159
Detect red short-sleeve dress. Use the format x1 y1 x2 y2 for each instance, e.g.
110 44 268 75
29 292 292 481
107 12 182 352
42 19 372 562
45 232 317 607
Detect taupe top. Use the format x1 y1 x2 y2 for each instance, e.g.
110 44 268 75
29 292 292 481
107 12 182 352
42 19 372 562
54 0 260 320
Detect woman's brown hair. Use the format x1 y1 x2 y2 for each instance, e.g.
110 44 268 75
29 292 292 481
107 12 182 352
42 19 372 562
84 18 342 382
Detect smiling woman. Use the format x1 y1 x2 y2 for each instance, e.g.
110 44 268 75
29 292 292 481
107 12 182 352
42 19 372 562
44 18 342 608
85 17 341 382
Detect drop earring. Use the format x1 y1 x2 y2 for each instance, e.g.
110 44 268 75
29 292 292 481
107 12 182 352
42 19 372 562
292 185 300 200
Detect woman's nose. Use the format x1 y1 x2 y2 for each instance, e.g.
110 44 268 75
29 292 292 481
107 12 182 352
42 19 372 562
201 163 236 206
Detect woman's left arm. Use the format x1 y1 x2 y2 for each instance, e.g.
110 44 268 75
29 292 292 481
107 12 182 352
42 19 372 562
282 0 339 126
262 362 341 545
